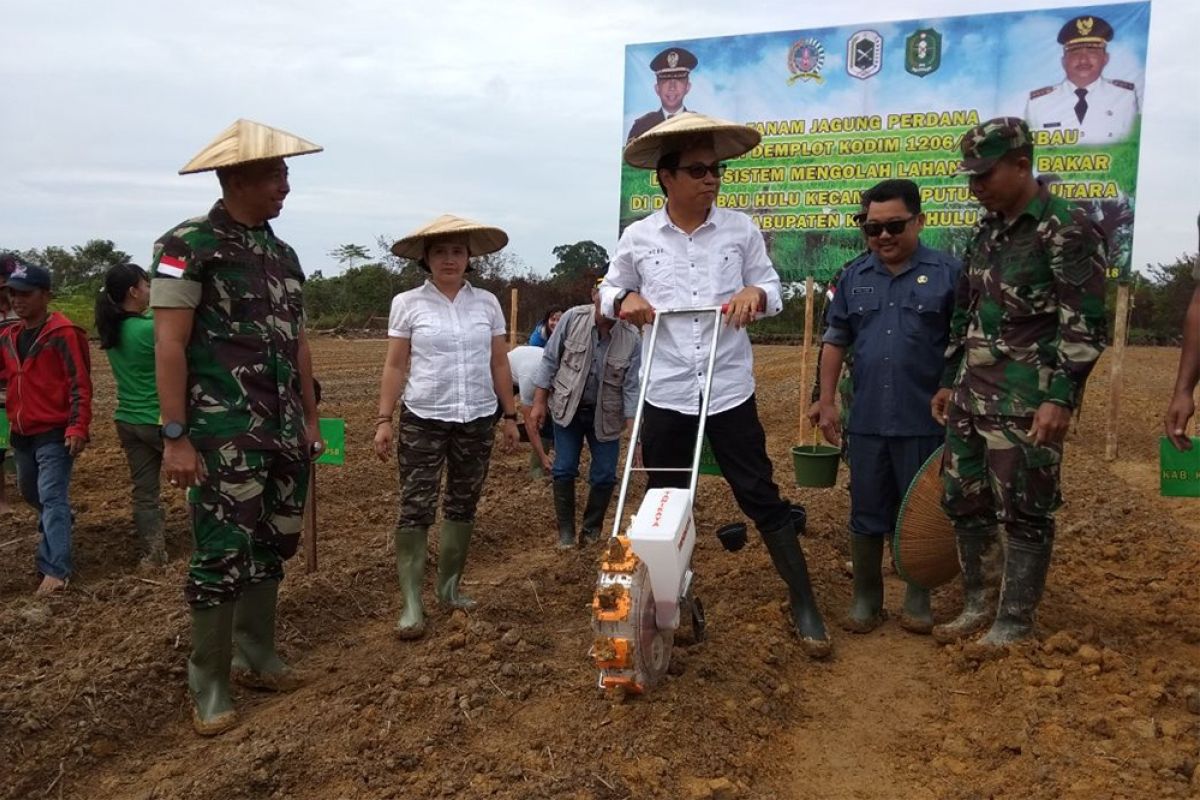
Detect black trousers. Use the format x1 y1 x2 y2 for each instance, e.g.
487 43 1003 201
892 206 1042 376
641 395 790 532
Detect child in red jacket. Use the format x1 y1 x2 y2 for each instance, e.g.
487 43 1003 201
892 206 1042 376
0 263 92 594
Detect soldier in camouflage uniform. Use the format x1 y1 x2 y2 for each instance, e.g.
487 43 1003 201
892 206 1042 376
932 118 1107 647
150 120 324 735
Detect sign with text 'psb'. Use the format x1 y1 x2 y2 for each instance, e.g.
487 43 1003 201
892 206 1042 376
316 418 345 466
621 2 1150 283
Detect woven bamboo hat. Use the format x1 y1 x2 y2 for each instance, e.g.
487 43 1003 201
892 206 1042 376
179 119 323 175
623 112 761 169
892 446 960 590
390 214 509 260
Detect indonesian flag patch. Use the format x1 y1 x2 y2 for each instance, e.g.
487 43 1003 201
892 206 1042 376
157 254 187 278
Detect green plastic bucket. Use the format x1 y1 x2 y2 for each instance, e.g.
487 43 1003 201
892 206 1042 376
1160 436 1200 497
699 437 721 476
792 445 840 488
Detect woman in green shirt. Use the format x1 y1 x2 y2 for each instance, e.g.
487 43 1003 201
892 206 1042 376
96 263 167 566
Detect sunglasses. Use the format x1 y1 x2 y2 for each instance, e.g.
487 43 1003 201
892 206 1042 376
860 217 915 238
676 162 727 180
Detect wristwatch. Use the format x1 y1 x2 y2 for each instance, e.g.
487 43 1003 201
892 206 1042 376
615 289 632 312
162 421 187 441
502 412 519 422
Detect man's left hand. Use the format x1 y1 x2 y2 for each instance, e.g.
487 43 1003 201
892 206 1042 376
305 421 325 461
1028 402 1072 446
66 435 87 457
724 287 765 329
501 419 519 451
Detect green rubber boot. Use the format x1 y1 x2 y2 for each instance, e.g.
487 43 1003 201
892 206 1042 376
231 580 300 692
552 480 576 550
134 508 168 567
436 519 476 610
978 537 1053 647
842 534 886 633
394 526 428 639
899 582 934 634
579 484 615 544
188 603 237 736
932 528 1000 644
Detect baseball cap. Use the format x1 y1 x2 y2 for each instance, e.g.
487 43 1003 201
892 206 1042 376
956 117 1032 176
6 263 52 291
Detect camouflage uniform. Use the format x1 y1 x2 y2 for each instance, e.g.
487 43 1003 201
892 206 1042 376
812 255 865 457
941 141 1107 543
150 200 311 608
396 406 495 528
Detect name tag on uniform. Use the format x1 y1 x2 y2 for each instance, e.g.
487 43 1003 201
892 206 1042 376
850 286 874 295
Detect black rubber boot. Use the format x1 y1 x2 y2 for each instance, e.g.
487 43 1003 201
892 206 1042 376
932 528 999 644
579 484 615 544
978 537 1053 647
841 534 885 633
552 480 576 550
761 520 831 658
188 603 237 736
899 583 934 635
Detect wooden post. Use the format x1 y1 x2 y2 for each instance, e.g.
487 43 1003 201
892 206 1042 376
1104 282 1131 461
509 288 519 350
304 467 318 572
797 275 816 443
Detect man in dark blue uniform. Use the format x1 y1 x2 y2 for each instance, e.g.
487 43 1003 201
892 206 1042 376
814 179 961 634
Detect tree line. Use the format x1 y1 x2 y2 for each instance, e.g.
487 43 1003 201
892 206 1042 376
3 238 1196 345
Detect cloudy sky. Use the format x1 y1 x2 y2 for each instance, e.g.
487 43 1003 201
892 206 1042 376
2 0 1196 276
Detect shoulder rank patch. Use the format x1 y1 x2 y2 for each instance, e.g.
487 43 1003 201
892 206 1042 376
1029 86 1054 99
1112 79 1135 91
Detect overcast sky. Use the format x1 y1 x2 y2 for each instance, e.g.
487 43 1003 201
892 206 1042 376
1 0 1196 276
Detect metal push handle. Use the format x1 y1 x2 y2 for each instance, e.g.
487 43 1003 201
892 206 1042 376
609 305 726 539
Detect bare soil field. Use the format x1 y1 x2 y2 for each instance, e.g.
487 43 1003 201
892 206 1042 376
1 341 1197 799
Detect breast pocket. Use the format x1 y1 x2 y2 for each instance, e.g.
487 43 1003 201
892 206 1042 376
901 290 947 339
847 293 880 323
715 247 744 296
639 254 676 302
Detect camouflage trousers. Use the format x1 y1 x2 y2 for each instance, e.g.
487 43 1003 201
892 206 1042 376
396 407 495 529
186 446 310 609
941 405 1062 544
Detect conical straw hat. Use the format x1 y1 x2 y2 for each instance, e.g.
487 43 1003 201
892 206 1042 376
179 119 323 174
892 446 960 590
390 214 509 260
623 112 761 169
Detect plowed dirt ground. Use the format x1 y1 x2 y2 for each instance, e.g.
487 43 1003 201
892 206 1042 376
1 341 1197 799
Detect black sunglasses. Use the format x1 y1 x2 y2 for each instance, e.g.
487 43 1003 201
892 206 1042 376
860 217 915 237
676 162 727 179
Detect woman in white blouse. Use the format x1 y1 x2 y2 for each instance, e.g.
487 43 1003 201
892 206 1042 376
374 214 520 640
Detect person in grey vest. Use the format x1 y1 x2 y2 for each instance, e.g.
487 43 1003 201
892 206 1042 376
529 283 641 548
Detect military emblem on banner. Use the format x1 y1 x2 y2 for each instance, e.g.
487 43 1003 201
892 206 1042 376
846 30 883 80
905 28 942 77
787 38 826 85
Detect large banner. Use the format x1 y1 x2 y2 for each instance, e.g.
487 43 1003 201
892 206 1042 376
620 2 1150 283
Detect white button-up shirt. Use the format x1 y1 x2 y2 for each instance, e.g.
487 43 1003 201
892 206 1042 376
388 280 506 423
1025 77 1139 144
599 206 783 415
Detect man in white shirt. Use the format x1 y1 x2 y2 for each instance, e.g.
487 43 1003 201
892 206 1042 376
627 47 697 142
1025 15 1139 145
601 113 830 658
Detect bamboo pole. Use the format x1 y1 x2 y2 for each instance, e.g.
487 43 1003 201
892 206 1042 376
509 288 519 350
304 467 318 572
1104 282 1131 462
798 275 816 444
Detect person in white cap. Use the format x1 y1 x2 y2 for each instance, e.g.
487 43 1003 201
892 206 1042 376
149 119 324 735
373 214 520 641
600 112 831 658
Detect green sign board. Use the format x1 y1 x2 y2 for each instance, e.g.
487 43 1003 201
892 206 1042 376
1160 436 1200 498
0 409 8 450
316 418 345 466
